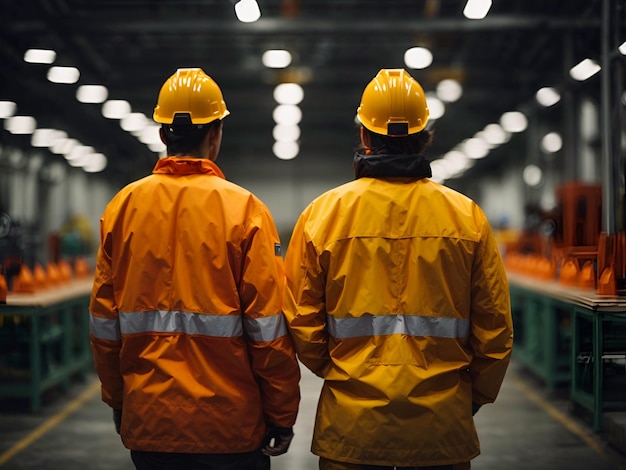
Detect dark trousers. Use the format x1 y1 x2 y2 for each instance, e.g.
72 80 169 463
130 449 270 470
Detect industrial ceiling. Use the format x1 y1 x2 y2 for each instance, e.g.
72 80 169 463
0 0 617 188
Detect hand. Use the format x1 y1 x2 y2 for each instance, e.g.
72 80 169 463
113 409 122 434
261 426 294 456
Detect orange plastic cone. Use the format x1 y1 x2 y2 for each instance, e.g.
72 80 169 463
13 265 35 293
0 273 7 303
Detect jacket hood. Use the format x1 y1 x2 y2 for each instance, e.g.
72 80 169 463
353 152 432 180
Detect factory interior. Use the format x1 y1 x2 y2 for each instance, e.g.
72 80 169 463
1 0 626 468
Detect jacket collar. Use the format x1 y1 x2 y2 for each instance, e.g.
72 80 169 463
353 152 432 180
152 157 226 179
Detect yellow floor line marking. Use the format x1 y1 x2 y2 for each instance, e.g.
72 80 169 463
0 379 101 467
511 373 624 468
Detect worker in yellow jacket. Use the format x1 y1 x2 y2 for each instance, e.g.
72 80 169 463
284 69 513 470
90 68 301 470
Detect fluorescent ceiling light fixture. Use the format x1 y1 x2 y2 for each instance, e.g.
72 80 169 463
426 94 445 120
138 125 162 145
274 83 304 105
436 79 463 103
121 113 148 132
535 87 561 107
523 164 543 187
102 100 132 119
273 141 299 160
31 128 61 147
463 0 492 19
149 141 167 154
77 85 109 104
540 132 563 153
234 0 261 23
5 115 37 134
0 101 17 119
82 153 108 173
404 47 433 69
54 137 79 156
273 104 302 125
24 48 56 64
463 137 489 159
499 111 528 133
47 66 80 84
569 58 601 81
66 145 94 162
273 124 301 142
619 41 626 55
482 123 509 145
443 150 473 177
262 50 292 68
429 159 449 183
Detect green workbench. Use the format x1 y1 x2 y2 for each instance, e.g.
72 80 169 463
0 279 93 411
508 272 626 430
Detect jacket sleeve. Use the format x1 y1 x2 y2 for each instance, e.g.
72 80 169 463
89 218 124 410
239 201 301 428
283 208 331 378
469 209 514 405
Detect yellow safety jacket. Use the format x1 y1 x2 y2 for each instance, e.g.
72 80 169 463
284 153 512 467
90 157 300 454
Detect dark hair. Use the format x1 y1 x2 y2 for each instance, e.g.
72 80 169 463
358 126 434 155
161 117 222 156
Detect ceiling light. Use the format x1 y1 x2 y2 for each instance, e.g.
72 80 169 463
463 0 492 19
24 48 56 64
102 100 131 119
47 66 80 84
540 132 563 153
535 87 561 107
273 141 299 160
66 145 94 162
5 115 36 134
482 123 510 145
272 104 302 125
149 142 167 154
82 153 108 173
523 164 543 187
0 101 17 119
31 128 60 147
499 111 528 133
54 137 79 156
404 47 433 69
436 79 463 103
262 50 292 68
273 124 301 142
234 0 261 23
444 150 473 176
76 85 109 104
618 41 626 55
463 137 489 159
273 83 304 105
138 125 163 145
569 58 601 81
121 113 148 132
426 94 445 120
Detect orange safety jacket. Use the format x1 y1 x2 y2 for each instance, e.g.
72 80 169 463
284 154 512 467
90 157 300 454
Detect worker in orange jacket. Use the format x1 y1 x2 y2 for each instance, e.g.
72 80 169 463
89 68 301 470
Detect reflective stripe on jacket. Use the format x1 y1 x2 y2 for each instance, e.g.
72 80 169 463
89 157 300 454
284 169 513 467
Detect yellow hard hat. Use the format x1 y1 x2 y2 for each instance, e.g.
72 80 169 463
357 69 429 136
153 68 230 125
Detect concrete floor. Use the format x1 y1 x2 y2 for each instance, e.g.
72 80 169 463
1 360 626 470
